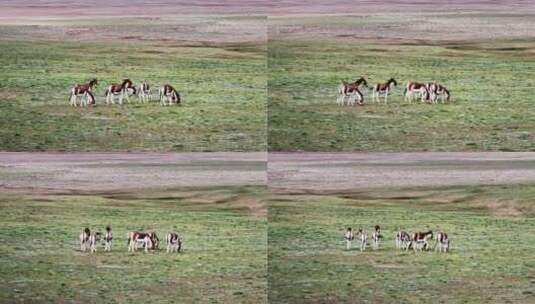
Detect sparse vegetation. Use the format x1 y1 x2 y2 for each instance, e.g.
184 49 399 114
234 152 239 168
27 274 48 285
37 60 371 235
268 14 535 151
0 187 267 303
268 184 535 303
0 17 267 151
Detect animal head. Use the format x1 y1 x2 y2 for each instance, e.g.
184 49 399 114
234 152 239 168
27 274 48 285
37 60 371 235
388 78 397 87
84 228 90 235
106 226 111 232
375 225 380 231
347 227 352 231
89 78 98 87
122 79 133 87
355 77 368 88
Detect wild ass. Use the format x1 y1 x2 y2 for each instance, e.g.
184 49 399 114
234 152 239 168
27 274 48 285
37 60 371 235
104 226 113 252
337 77 368 106
104 79 134 105
344 227 355 250
411 231 434 252
69 78 97 107
127 231 160 252
356 228 368 252
434 232 450 253
159 84 181 106
372 78 397 103
79 228 91 251
166 232 182 253
88 231 102 253
79 228 101 253
403 81 430 104
138 81 152 103
428 83 451 103
371 225 383 250
395 230 411 250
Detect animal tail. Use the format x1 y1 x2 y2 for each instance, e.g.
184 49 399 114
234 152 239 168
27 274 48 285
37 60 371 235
403 88 407 96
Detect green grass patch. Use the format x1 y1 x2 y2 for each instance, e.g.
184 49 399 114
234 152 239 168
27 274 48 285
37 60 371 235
0 187 267 303
0 38 266 151
268 184 535 303
268 38 535 151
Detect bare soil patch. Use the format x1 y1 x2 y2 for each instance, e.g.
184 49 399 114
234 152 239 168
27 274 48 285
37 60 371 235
0 152 266 194
269 152 535 193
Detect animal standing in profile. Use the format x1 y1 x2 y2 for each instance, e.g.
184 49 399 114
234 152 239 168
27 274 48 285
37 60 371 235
69 78 98 107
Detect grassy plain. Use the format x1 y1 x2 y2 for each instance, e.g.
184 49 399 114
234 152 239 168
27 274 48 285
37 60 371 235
0 17 266 151
268 184 535 303
268 14 535 151
0 186 267 303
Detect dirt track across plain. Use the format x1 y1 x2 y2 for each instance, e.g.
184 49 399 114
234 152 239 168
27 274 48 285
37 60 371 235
268 152 535 193
0 152 266 194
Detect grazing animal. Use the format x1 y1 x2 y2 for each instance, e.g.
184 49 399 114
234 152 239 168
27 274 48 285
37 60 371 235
166 232 182 253
372 78 397 103
395 230 411 250
127 231 159 252
434 232 450 253
337 77 368 106
356 228 368 252
344 227 355 250
159 84 181 106
138 81 152 103
428 83 450 103
403 81 430 103
371 225 383 250
80 228 91 251
104 226 113 252
104 79 134 105
411 231 434 252
69 79 98 107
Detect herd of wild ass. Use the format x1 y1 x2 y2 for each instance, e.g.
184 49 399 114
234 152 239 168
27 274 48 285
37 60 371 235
344 226 450 253
337 77 451 106
79 226 182 254
69 78 181 107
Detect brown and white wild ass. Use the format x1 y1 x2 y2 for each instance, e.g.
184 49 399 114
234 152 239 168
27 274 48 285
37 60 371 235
403 81 430 104
88 231 102 253
356 228 368 252
166 232 182 253
371 225 383 250
344 227 355 250
434 232 450 252
104 226 113 252
79 228 91 251
159 84 181 106
104 79 134 105
411 230 433 252
79 228 101 253
337 77 368 106
372 78 397 103
70 78 97 107
428 83 451 104
138 81 152 103
127 231 160 252
395 230 411 250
